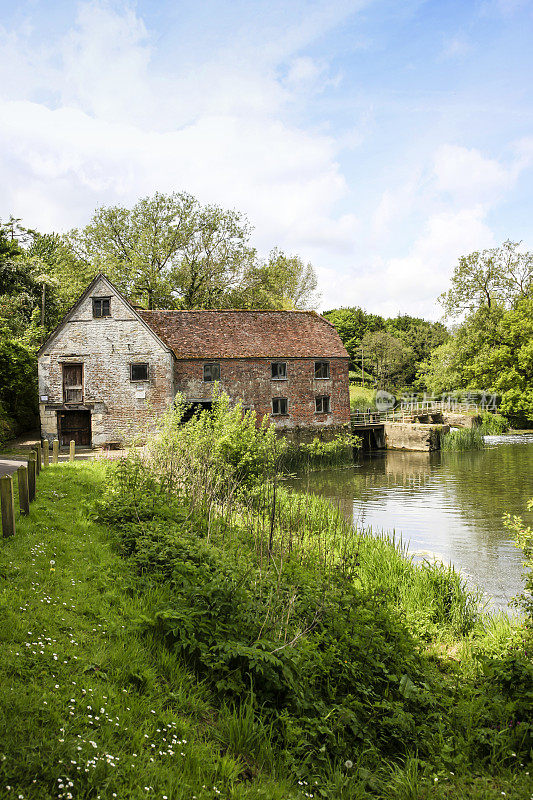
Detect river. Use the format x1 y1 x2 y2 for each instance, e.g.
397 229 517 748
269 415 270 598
288 433 533 610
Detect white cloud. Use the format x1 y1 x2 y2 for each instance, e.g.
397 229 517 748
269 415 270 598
432 144 515 206
0 1 362 252
0 0 531 321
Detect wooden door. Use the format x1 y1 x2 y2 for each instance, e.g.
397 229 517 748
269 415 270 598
58 411 91 446
63 364 83 404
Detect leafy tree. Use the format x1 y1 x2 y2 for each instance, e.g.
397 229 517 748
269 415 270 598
177 204 255 308
0 336 38 431
439 240 533 318
235 248 320 310
360 330 413 389
385 315 449 384
322 307 385 369
419 295 533 422
66 192 254 309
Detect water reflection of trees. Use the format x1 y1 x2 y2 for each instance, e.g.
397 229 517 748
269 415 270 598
440 444 533 535
287 441 533 560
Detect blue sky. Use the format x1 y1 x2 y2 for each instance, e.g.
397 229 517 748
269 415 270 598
1 0 532 317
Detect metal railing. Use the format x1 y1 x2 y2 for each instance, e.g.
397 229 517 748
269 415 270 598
351 401 482 427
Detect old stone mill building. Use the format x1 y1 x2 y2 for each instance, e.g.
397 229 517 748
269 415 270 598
37 275 351 447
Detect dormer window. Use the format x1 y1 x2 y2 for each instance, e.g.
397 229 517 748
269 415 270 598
93 297 111 318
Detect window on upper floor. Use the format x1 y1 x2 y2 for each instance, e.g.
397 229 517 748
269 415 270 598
315 395 331 413
314 360 330 379
130 363 149 382
271 361 287 380
203 362 221 382
272 397 288 416
92 297 111 318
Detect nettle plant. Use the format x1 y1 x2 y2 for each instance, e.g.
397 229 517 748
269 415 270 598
504 498 533 623
149 390 285 493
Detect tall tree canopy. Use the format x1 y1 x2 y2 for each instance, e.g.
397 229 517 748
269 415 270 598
323 306 447 386
418 295 533 422
65 192 318 311
236 248 320 310
360 330 413 389
439 240 533 318
419 240 533 422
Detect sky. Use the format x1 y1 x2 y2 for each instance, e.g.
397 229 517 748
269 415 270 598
1 0 532 319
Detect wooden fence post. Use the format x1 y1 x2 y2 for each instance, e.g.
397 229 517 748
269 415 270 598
28 453 36 502
1 475 16 537
17 465 30 515
52 439 59 464
35 443 41 475
43 440 49 468
69 440 75 462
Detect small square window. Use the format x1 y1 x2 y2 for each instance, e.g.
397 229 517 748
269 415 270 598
272 397 288 415
314 361 330 379
315 395 331 413
92 297 111 318
271 361 287 380
131 363 149 381
203 362 220 382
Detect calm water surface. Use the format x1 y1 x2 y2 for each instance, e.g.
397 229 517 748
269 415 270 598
288 434 533 609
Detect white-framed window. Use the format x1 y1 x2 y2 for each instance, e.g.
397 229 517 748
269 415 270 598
271 361 287 380
203 362 221 382
314 361 330 379
272 397 288 415
130 363 149 382
315 395 331 413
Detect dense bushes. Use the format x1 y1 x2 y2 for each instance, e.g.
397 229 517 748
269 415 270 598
0 335 38 435
93 401 532 794
479 411 510 434
0 400 16 448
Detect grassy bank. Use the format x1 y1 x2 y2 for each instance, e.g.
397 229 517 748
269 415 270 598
0 463 299 800
1 451 532 799
349 386 376 412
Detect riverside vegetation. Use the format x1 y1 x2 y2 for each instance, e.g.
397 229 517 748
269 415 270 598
1 397 532 800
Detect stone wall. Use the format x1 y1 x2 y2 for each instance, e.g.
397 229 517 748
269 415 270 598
441 412 481 429
384 422 449 451
38 277 174 446
174 356 351 430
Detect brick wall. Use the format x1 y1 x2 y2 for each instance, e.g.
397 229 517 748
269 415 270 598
38 275 351 446
38 277 174 446
174 357 351 431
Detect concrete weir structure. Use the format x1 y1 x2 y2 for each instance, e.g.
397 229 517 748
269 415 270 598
383 422 449 451
351 410 449 452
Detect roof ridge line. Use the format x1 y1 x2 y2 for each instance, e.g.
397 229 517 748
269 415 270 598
140 308 318 314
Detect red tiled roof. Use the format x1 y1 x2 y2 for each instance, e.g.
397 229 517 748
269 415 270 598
138 310 349 359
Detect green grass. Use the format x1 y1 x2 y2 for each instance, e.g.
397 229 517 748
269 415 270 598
441 427 485 451
0 464 299 800
349 385 376 412
1 462 532 800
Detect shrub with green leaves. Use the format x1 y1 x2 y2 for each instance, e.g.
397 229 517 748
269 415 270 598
0 335 38 432
479 411 510 434
0 399 16 448
147 391 284 493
